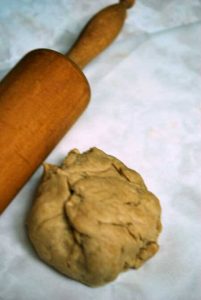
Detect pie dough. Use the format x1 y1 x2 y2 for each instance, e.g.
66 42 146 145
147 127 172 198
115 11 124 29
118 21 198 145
27 147 162 286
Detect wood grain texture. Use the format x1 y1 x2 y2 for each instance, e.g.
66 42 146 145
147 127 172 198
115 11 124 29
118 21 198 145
0 49 90 213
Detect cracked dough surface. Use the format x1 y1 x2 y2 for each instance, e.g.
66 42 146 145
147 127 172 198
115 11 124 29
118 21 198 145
27 148 162 286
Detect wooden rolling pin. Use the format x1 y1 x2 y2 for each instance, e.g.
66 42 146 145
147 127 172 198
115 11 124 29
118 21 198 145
0 0 135 213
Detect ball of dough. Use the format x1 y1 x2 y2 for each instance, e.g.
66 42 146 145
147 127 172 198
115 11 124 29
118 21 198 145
27 148 162 286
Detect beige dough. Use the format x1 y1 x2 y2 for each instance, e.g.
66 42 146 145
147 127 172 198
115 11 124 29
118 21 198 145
27 147 162 286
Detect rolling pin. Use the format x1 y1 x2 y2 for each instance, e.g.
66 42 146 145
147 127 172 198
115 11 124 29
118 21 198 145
0 0 135 213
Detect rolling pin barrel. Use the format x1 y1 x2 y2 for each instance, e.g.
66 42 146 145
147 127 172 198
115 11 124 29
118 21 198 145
0 50 90 213
0 0 135 213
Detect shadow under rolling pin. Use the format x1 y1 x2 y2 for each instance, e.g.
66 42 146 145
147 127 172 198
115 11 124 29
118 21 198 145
0 0 135 213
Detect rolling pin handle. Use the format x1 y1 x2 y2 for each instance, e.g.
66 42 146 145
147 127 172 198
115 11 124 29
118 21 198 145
66 1 135 69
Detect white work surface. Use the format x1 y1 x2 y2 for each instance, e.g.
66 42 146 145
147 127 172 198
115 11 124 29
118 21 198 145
0 1 201 299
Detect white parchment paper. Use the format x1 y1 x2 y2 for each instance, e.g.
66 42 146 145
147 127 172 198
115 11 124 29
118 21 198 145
0 1 201 299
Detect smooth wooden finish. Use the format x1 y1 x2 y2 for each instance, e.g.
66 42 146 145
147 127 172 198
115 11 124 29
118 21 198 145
67 0 135 68
0 49 90 213
0 0 135 213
